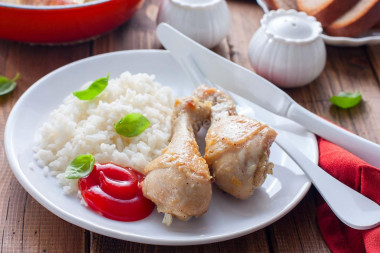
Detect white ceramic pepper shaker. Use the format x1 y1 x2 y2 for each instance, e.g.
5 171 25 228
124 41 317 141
248 9 326 88
157 0 230 49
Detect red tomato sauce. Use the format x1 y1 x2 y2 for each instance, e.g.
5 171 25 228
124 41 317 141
78 163 154 221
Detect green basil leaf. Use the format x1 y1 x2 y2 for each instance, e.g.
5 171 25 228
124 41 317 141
115 113 150 137
65 154 95 179
329 91 362 109
0 73 20 95
73 74 109 100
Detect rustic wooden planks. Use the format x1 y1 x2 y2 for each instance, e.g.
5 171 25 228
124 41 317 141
0 0 379 252
0 41 90 253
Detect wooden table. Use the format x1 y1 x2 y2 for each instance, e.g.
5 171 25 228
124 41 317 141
1 0 379 252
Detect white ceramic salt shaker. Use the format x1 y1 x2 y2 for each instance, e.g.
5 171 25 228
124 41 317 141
248 10 326 88
157 0 230 48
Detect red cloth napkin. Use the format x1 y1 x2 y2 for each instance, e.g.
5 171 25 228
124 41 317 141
317 137 380 253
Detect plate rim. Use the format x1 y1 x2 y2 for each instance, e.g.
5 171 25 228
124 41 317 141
4 49 315 246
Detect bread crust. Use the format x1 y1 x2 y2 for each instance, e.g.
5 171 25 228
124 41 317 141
297 0 360 27
264 0 380 37
325 0 380 37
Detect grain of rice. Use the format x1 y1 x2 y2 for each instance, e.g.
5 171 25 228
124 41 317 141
34 71 174 194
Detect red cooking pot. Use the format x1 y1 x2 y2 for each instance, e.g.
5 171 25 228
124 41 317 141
0 0 144 44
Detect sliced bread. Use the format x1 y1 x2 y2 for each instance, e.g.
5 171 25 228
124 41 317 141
265 0 297 10
325 0 380 37
297 0 360 27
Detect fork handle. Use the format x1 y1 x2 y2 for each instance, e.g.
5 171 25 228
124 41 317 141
275 133 380 230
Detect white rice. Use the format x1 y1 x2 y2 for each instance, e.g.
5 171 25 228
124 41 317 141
33 71 174 194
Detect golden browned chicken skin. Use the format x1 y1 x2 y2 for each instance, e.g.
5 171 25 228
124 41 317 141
142 96 212 224
194 85 277 199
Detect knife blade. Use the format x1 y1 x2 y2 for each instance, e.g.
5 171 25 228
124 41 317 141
157 23 380 168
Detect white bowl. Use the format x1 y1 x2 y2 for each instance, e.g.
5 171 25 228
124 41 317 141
157 0 230 48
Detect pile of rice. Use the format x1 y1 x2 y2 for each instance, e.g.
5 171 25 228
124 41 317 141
33 71 174 194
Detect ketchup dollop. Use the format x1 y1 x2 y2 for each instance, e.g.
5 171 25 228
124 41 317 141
78 163 154 221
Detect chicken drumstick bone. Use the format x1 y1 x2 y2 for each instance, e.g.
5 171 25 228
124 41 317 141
142 96 212 225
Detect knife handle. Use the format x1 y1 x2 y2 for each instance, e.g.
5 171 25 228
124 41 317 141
287 104 380 168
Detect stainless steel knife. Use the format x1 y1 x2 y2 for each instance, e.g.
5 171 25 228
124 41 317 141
157 23 380 168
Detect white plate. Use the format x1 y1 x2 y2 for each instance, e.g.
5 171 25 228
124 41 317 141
4 50 317 246
257 0 380 47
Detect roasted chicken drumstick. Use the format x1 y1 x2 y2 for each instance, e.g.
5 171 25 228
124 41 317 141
194 85 277 199
142 96 212 225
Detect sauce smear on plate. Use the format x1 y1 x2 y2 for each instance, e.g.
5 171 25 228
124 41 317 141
78 163 154 221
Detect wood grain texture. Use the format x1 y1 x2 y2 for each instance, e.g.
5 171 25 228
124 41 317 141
89 230 270 253
0 40 90 253
0 0 379 252
367 45 380 82
287 46 380 144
